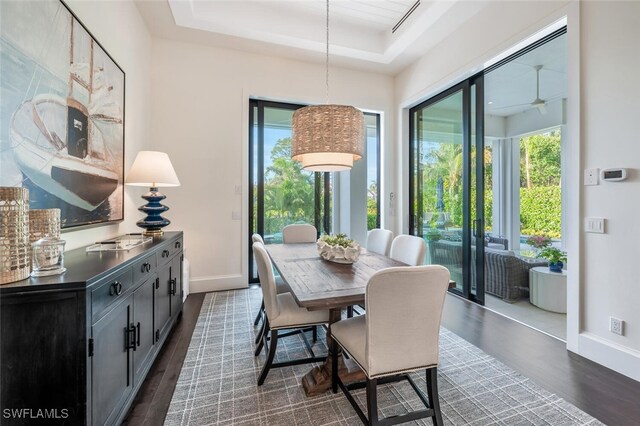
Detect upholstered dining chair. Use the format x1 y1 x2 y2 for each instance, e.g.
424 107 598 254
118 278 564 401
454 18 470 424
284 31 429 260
331 265 450 425
389 234 427 266
282 223 317 243
366 229 394 256
252 242 330 385
282 224 319 340
252 234 292 345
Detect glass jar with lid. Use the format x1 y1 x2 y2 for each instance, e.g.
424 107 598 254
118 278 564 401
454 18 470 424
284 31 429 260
31 237 66 277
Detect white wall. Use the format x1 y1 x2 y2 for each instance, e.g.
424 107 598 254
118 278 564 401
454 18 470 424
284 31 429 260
150 39 393 292
61 0 152 249
393 0 640 381
577 0 640 373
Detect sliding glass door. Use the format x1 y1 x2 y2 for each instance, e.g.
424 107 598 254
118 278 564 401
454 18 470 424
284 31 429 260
409 78 485 303
249 100 331 282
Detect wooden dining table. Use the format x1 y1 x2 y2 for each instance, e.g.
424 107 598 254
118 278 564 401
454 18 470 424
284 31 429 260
265 242 407 397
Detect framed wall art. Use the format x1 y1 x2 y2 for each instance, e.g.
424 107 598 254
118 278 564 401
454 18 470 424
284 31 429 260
0 0 125 229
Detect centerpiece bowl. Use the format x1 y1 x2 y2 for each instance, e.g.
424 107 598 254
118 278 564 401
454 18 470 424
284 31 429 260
317 233 361 264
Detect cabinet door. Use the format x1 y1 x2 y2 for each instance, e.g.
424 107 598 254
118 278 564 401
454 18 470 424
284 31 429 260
1 291 86 424
155 263 172 343
92 295 133 426
133 278 155 385
170 254 183 317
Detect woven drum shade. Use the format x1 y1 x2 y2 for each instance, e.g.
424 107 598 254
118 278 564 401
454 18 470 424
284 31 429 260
291 104 364 172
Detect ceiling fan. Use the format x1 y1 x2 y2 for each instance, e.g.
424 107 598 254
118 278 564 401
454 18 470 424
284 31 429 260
492 65 550 115
529 65 547 114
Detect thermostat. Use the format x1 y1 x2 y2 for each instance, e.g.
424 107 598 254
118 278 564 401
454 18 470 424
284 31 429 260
600 168 627 182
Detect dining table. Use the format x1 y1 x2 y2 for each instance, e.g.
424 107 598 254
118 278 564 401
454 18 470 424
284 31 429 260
265 242 408 397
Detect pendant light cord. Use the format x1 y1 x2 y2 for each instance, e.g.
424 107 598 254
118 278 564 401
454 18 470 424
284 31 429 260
325 0 329 105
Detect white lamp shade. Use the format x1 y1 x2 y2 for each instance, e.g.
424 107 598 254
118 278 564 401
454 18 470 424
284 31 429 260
125 151 180 187
297 152 353 172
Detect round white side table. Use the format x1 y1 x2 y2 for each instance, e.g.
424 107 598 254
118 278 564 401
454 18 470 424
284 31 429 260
529 266 567 313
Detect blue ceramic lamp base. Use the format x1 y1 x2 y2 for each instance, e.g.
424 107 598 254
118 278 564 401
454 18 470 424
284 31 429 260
136 187 171 237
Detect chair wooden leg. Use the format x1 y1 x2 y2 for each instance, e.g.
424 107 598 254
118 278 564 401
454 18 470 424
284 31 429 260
312 325 318 343
254 317 269 356
257 329 278 385
254 314 266 345
366 378 378 425
331 338 338 394
253 299 264 326
426 368 443 426
347 306 354 318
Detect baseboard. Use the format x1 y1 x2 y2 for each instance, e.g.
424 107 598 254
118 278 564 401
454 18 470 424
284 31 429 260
577 332 640 382
189 274 248 293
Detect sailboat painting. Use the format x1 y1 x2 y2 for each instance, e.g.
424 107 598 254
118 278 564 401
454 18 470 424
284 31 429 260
0 0 124 228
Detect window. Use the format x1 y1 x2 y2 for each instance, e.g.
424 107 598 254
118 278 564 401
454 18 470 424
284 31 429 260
248 100 331 282
365 113 381 230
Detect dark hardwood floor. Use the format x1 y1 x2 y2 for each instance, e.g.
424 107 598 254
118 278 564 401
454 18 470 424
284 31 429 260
124 290 640 425
441 294 640 426
123 292 205 426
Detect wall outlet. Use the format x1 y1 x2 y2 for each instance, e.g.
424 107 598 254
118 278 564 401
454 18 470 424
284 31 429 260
584 168 599 186
610 317 624 336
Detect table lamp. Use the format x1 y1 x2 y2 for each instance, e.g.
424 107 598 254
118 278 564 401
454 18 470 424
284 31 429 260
125 151 180 237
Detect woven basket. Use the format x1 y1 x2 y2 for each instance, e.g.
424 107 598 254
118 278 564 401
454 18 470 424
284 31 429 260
1 187 30 284
29 208 61 243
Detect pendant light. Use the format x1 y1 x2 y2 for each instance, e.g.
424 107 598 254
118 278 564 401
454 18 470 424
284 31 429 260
291 0 364 172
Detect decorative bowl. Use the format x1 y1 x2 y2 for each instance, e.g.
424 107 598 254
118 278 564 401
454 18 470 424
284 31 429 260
317 239 361 264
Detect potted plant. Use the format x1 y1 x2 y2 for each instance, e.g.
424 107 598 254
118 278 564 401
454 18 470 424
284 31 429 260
538 247 567 273
317 233 361 264
425 228 442 242
526 235 552 250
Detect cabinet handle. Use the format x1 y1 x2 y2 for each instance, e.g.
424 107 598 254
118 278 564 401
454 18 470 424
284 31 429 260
141 262 151 273
136 322 141 347
175 241 182 249
162 249 170 258
170 278 177 296
125 324 136 351
147 263 151 272
109 281 122 296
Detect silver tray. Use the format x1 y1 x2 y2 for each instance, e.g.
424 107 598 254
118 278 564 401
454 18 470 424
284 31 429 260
86 234 152 252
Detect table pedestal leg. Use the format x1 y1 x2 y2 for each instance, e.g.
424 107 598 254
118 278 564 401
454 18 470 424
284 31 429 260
301 308 365 397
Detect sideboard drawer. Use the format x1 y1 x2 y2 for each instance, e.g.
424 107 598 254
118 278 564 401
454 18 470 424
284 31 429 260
159 237 183 265
133 253 157 284
92 268 133 323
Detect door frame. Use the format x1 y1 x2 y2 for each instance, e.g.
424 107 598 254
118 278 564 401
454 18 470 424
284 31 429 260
408 78 485 304
248 99 331 283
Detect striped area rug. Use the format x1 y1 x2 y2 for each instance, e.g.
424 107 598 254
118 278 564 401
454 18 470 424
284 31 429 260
165 289 602 425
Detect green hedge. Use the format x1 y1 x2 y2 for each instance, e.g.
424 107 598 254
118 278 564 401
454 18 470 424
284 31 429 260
520 186 562 238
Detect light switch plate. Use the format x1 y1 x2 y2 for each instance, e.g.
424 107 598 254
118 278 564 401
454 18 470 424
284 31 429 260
584 168 599 186
585 217 605 233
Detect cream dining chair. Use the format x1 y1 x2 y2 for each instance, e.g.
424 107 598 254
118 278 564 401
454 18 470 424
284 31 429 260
331 265 450 425
252 234 292 345
389 234 427 266
252 242 329 385
282 223 318 243
366 229 394 257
